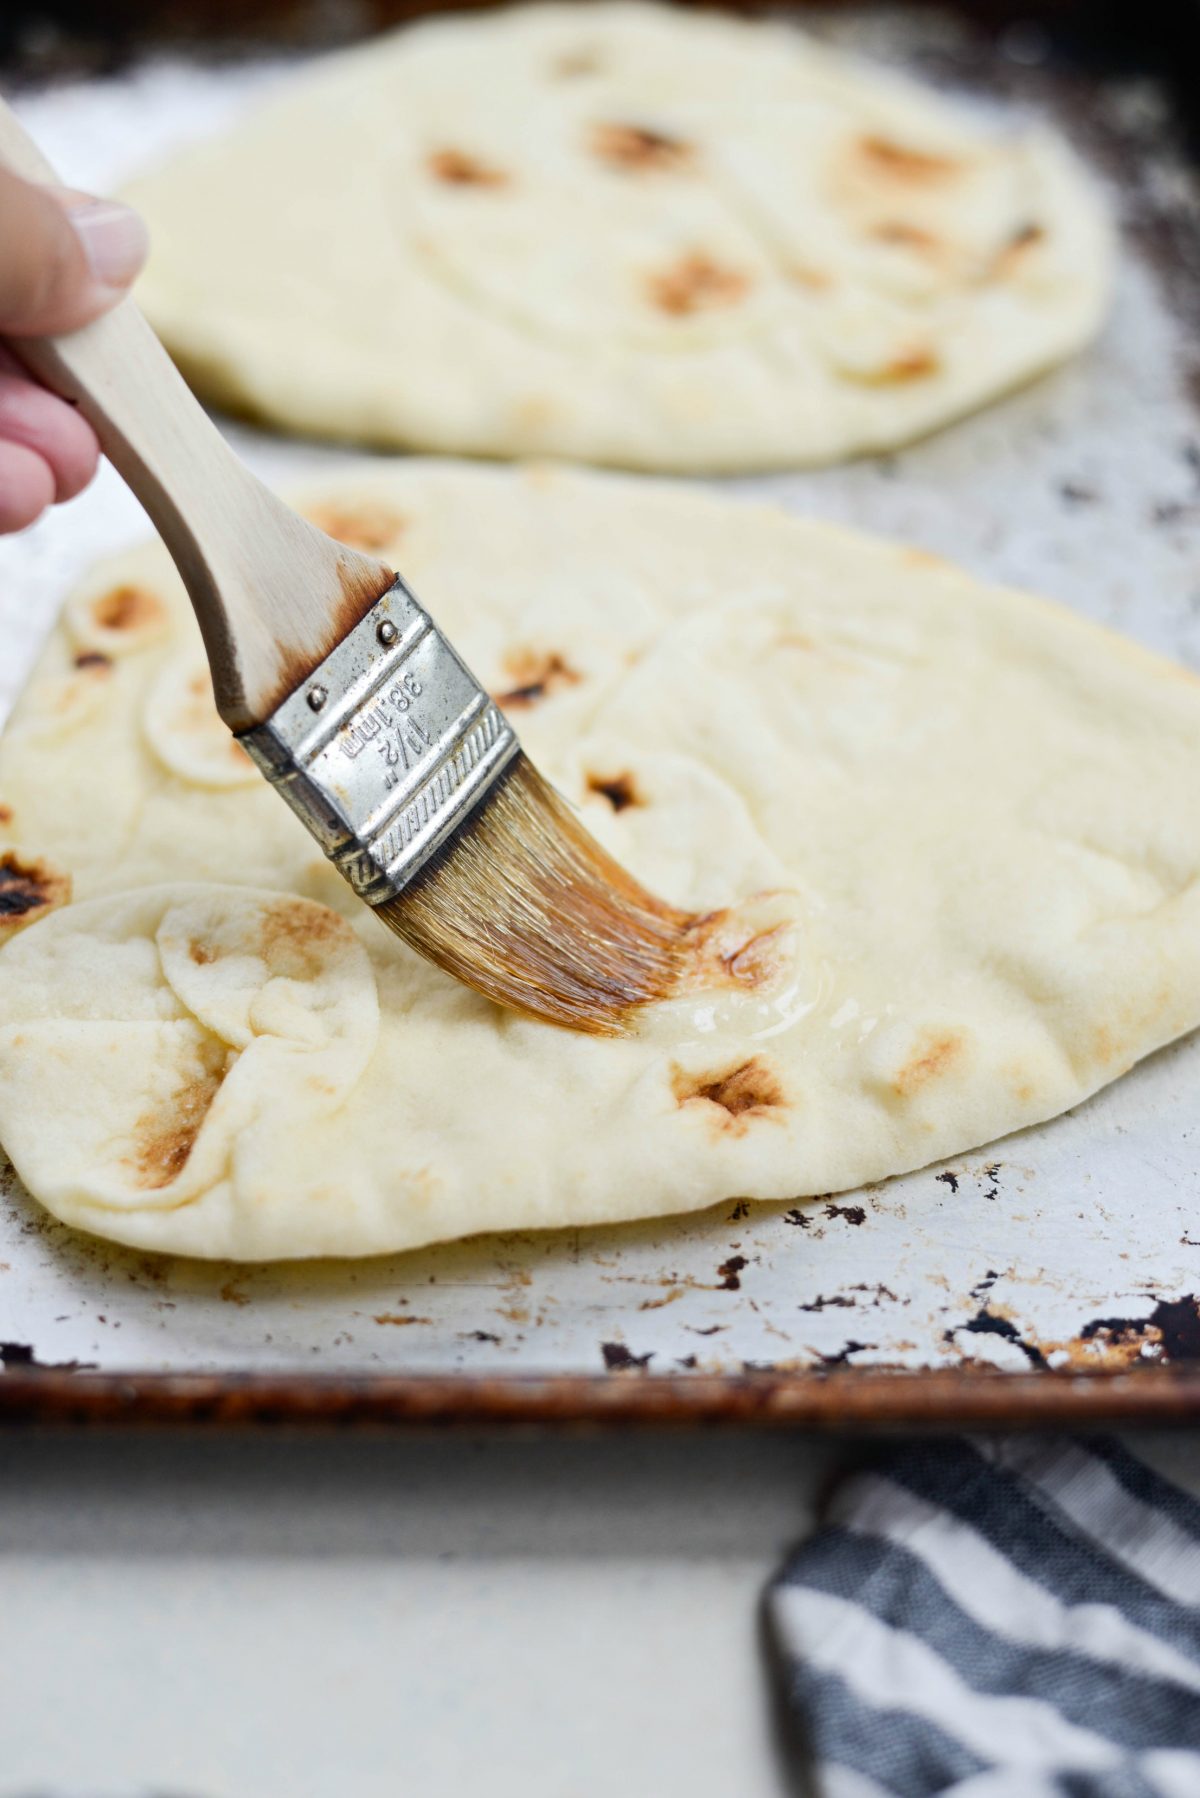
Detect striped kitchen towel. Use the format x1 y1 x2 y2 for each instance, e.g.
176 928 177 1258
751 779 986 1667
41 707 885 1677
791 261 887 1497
767 1437 1200 1798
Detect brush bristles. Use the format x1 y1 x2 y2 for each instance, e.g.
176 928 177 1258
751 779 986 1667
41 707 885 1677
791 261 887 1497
373 753 694 1033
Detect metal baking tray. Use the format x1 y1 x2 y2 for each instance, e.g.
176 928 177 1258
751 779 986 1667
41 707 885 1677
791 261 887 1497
2 2 1200 1429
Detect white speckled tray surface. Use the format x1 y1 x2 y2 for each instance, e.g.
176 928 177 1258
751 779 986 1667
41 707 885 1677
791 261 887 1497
2 10 1199 1413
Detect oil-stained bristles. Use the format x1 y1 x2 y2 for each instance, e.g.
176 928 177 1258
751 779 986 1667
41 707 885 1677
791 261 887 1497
373 753 694 1033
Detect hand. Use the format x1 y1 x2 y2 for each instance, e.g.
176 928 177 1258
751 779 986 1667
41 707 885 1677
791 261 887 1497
0 166 148 532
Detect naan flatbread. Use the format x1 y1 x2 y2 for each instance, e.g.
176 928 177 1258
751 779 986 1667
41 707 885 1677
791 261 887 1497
124 2 1111 472
0 463 1196 1259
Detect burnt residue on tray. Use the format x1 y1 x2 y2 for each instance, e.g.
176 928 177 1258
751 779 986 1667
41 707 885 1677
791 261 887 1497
944 1293 1200 1373
948 1307 1051 1371
716 1255 747 1291
0 1341 93 1373
1079 1294 1200 1362
800 1284 903 1313
815 1340 878 1368
824 1202 866 1227
601 1341 654 1370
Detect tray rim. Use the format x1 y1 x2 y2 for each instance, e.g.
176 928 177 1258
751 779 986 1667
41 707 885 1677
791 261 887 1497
1 1366 1199 1429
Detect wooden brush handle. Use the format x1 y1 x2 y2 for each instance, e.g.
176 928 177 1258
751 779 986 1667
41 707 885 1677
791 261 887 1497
0 99 393 732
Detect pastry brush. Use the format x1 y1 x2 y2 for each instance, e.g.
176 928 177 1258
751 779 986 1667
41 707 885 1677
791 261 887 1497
0 100 694 1033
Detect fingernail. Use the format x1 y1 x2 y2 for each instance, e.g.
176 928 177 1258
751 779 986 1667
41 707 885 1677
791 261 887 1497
68 199 149 290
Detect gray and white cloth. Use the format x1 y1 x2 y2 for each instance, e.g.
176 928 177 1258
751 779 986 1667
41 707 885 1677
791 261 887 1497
768 1437 1200 1798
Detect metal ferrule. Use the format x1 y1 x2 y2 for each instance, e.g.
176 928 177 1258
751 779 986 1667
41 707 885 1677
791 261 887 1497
240 577 520 905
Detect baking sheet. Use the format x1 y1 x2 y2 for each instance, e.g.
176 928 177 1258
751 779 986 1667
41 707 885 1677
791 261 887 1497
2 7 1200 1419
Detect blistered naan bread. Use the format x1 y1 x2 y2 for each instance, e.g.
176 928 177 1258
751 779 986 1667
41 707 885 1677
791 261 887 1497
123 2 1111 473
1 464 1198 1260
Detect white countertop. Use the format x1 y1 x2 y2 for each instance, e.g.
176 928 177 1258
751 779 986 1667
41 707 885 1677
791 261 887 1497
0 1431 840 1798
7 1430 1198 1794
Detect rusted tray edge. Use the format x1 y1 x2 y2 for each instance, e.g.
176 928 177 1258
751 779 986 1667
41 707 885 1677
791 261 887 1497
1 1367 1199 1430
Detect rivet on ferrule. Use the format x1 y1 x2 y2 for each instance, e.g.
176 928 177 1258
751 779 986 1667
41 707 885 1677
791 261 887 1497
239 577 521 902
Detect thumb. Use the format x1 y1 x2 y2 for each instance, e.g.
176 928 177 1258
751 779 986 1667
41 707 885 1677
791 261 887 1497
0 168 148 337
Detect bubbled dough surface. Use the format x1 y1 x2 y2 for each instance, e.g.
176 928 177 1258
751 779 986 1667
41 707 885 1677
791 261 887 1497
1 463 1199 1259
123 1 1111 473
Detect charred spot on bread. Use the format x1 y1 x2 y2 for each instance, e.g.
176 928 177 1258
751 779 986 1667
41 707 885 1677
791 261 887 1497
682 905 795 992
786 262 833 291
90 584 166 635
988 220 1047 280
495 648 583 708
672 1056 786 1132
852 347 941 385
646 251 751 317
553 48 605 78
586 770 643 812
590 122 694 173
870 220 942 253
892 1029 964 1097
427 147 510 188
0 852 71 933
258 897 345 984
129 1039 227 1191
857 135 963 183
305 499 407 552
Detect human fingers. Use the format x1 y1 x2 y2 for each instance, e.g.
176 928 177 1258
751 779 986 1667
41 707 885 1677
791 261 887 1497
0 436 55 532
0 344 99 501
0 167 147 337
